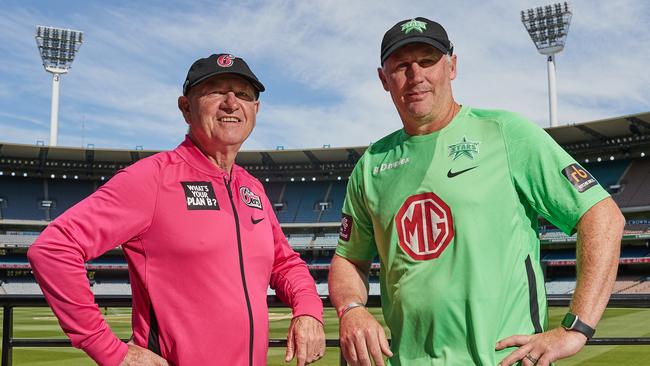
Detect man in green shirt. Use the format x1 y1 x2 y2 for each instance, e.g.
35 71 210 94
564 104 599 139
328 17 624 366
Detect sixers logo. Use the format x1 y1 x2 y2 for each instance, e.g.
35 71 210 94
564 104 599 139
240 186 262 210
217 54 234 67
395 192 454 260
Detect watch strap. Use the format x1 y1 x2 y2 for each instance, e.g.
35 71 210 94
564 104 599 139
562 312 596 339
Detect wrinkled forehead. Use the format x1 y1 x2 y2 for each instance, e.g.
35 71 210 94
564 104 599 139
386 43 444 63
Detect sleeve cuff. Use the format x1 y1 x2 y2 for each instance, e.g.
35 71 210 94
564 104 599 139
291 294 324 324
81 330 129 366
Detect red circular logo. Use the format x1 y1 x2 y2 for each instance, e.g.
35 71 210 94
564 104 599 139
217 54 234 67
395 192 454 260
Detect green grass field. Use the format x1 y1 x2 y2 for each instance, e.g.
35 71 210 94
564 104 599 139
2 306 649 365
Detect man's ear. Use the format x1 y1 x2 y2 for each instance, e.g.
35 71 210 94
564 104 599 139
377 67 389 92
178 96 191 124
448 54 457 81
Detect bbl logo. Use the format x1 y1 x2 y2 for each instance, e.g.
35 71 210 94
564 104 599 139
240 186 263 210
395 192 454 260
217 54 234 67
339 214 353 241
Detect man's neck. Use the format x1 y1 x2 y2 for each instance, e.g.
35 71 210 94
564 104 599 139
189 135 239 174
403 102 461 136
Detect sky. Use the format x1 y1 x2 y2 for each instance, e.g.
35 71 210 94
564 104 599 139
0 0 649 151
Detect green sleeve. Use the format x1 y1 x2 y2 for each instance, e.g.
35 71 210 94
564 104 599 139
335 154 377 261
502 113 610 235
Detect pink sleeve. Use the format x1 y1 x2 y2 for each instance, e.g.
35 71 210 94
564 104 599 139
27 159 160 366
267 204 323 323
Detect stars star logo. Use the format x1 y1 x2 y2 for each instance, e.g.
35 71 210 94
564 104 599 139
448 137 480 160
401 19 427 34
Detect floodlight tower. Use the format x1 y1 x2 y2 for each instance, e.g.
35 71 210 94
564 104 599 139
35 26 84 146
521 2 572 127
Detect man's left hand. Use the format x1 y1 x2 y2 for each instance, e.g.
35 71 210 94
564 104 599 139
285 315 326 365
496 327 587 366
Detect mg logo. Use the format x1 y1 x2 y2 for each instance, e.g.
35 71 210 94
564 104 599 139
395 192 454 260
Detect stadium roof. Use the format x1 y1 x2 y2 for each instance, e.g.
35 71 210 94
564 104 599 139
1 111 649 164
546 111 650 157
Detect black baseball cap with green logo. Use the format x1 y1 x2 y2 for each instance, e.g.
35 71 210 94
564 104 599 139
380 17 454 64
182 53 265 97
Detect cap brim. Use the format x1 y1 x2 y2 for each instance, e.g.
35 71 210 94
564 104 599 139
381 37 450 64
185 70 265 95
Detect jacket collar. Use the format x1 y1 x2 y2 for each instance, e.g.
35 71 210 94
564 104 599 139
174 135 244 180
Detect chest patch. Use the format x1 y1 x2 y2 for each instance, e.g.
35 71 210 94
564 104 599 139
240 186 263 210
181 182 219 210
395 192 454 260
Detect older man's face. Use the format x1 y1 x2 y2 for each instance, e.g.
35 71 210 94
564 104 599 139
180 74 259 151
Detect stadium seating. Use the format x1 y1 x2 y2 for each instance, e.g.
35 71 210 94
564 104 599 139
318 181 346 223
92 281 131 295
48 180 94 218
545 280 576 294
615 159 650 207
287 234 314 248
0 177 45 220
1 279 43 294
583 160 630 190
0 233 38 247
312 233 339 248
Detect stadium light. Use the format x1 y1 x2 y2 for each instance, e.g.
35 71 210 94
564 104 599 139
35 25 84 147
521 2 572 127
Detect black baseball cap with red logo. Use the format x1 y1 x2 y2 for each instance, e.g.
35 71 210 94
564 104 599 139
182 53 265 97
380 17 453 65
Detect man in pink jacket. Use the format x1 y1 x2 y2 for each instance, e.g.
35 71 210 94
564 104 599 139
28 53 325 366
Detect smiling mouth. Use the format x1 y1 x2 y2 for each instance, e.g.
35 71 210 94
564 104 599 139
219 117 241 123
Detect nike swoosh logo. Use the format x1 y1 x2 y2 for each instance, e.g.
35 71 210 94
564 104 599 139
251 217 265 224
447 166 478 178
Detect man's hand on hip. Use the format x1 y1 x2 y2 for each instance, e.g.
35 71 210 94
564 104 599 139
339 306 392 366
120 341 170 366
496 327 587 366
285 315 326 365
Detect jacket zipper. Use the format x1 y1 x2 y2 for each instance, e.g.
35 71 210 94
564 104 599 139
224 177 254 366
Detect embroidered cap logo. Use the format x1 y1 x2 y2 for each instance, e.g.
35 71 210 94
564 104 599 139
217 54 234 68
401 19 427 34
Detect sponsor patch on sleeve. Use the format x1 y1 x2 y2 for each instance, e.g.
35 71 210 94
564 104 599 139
561 163 598 193
181 182 219 210
339 214 353 241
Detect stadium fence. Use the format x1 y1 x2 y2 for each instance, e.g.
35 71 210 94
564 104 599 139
1 294 649 366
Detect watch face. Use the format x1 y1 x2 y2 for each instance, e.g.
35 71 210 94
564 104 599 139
562 312 577 328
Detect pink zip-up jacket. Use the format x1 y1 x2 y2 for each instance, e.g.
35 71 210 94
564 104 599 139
27 136 323 366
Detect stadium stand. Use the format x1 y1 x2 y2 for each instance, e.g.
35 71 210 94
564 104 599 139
318 181 347 223
48 180 94 218
1 111 650 297
312 233 339 249
292 181 330 223
0 233 38 247
623 280 650 294
92 281 131 295
1 278 43 294
545 279 577 295
615 159 650 207
287 234 314 248
0 176 45 220
583 160 630 192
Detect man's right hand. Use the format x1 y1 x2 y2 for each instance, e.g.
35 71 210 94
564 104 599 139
119 341 170 366
339 307 393 366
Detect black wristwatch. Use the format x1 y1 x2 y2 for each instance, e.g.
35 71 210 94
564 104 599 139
561 312 595 339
